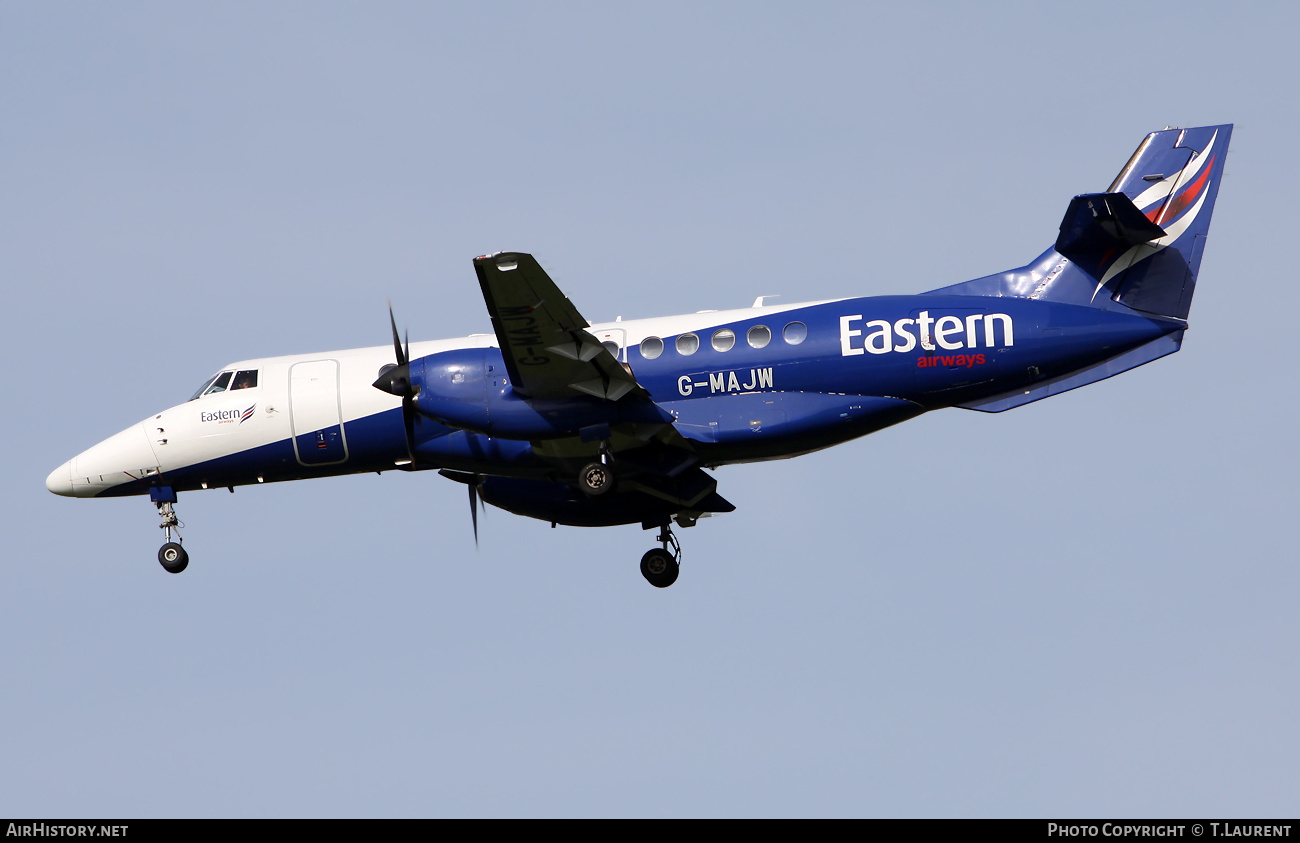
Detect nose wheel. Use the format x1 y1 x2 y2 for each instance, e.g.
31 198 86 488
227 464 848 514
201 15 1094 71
152 487 190 574
640 525 681 588
158 541 189 574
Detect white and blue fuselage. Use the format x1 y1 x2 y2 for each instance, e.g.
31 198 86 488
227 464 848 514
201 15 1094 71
46 294 1182 501
45 124 1232 585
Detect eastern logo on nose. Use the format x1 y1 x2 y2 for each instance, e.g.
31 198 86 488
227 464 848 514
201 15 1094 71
200 405 257 425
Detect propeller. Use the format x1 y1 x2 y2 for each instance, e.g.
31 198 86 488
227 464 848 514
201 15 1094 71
440 470 487 547
376 310 486 546
372 303 420 462
469 478 482 547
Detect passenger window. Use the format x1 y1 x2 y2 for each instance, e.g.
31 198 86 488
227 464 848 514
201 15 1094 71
711 329 735 352
602 341 620 360
783 321 808 345
676 333 700 355
748 325 772 349
639 336 664 360
203 371 234 396
231 370 259 390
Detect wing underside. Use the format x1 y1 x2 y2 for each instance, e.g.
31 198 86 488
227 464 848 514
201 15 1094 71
469 251 724 517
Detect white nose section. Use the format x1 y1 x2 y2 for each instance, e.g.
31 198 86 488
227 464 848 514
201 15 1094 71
46 461 75 496
48 422 161 498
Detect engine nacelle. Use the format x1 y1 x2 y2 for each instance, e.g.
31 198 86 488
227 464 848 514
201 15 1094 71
412 348 669 441
411 348 491 432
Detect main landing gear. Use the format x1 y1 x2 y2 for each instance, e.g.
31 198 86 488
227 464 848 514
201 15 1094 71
578 443 616 497
640 524 681 588
152 487 189 574
573 447 688 588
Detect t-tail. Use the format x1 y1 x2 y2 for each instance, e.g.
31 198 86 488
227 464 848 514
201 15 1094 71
932 124 1232 320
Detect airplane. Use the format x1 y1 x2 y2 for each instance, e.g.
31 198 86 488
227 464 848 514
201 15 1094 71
46 124 1233 587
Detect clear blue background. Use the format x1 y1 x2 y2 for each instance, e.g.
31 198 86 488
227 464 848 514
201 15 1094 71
4 1 1296 817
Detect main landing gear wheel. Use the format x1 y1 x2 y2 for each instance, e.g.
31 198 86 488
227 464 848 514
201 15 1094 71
158 542 189 574
640 548 679 588
640 524 683 588
578 461 615 497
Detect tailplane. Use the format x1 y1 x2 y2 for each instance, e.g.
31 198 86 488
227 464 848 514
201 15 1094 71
930 124 1232 320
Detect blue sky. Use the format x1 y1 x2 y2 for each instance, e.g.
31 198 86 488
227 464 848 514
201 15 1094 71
4 1 1298 817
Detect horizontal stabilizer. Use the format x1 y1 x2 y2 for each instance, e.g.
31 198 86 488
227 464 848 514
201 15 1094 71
1055 193 1166 278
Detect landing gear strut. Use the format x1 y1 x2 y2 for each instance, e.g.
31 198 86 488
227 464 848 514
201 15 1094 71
640 524 681 588
152 487 189 574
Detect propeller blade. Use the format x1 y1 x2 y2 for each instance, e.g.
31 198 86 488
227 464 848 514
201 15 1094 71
403 396 417 461
389 302 407 367
469 481 479 547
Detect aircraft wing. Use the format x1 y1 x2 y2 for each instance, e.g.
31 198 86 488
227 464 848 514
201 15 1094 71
473 252 644 401
472 251 711 507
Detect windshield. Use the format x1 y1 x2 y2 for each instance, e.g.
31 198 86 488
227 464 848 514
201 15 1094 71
189 369 259 401
189 373 223 402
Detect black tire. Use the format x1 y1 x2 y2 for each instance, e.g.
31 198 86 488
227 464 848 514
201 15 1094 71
578 462 615 497
158 542 189 574
640 548 679 588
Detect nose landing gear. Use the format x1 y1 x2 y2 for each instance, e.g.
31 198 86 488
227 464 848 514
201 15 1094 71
151 487 189 574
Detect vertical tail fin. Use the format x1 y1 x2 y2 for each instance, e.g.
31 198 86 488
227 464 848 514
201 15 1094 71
1088 124 1232 319
929 124 1232 320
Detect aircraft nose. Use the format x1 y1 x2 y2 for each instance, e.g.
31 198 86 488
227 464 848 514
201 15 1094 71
48 423 161 498
46 460 75 497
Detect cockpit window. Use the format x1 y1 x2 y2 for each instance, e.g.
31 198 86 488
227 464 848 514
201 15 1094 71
231 370 258 390
203 371 233 397
189 373 221 401
189 368 259 400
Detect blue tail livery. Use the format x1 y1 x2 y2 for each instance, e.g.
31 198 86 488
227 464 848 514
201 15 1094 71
48 124 1233 586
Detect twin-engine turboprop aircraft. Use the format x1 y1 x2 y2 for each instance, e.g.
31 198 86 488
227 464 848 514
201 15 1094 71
47 124 1232 587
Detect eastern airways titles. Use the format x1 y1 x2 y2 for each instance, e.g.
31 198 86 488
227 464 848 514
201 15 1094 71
839 310 1014 356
